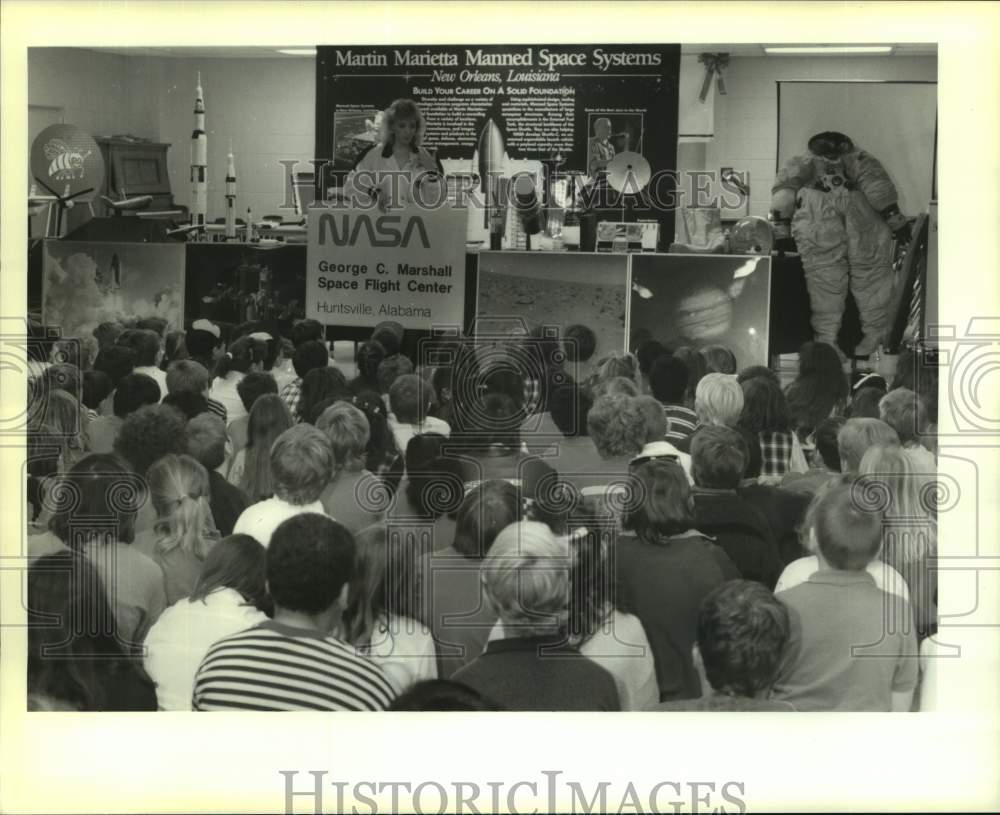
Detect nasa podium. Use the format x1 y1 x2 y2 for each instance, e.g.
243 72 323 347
306 203 469 330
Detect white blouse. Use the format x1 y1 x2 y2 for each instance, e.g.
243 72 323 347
143 587 268 710
345 144 442 209
357 614 438 694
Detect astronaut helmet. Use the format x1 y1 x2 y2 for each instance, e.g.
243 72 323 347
807 131 855 159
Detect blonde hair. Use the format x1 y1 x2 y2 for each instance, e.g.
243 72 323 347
379 98 425 148
482 521 570 637
858 445 937 565
695 373 744 428
316 401 369 474
146 454 219 560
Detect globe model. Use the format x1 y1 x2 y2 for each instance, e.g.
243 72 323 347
729 216 774 255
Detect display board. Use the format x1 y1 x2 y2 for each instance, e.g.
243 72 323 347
306 204 468 330
316 44 680 246
42 241 184 340
629 254 771 369
777 81 936 217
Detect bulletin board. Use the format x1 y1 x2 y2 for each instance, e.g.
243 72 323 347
777 80 937 216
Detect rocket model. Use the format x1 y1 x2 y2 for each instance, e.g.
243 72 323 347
475 118 509 248
224 141 237 240
189 72 208 231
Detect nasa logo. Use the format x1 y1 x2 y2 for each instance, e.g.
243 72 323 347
318 213 431 248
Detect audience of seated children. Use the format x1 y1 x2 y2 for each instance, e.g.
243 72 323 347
453 521 620 711
193 514 396 710
769 480 919 711
232 424 333 546
657 580 795 711
343 522 438 693
23 323 941 715
616 459 739 701
28 552 157 711
144 534 270 710
316 401 385 533
227 394 294 502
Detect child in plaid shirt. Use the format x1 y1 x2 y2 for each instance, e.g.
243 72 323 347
739 375 807 483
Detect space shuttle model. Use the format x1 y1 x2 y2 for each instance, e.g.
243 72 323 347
189 72 208 231
224 141 237 240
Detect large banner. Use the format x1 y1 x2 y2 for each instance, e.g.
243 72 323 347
306 204 468 329
316 44 680 246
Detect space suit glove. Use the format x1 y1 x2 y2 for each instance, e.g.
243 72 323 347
880 203 912 245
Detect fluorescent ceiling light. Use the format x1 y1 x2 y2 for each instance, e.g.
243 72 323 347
277 48 317 56
764 45 893 55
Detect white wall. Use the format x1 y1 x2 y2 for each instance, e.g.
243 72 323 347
155 56 315 219
28 47 161 143
28 49 316 221
704 55 937 216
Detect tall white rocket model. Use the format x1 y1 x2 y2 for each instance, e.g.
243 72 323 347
189 72 208 230
224 140 236 240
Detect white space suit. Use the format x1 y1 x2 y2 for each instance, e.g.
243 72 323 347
771 132 910 357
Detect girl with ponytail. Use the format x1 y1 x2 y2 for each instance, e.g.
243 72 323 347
209 335 266 423
135 453 220 604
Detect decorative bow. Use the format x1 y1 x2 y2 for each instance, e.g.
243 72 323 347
698 53 730 102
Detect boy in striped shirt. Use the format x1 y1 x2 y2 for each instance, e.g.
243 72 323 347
192 514 395 711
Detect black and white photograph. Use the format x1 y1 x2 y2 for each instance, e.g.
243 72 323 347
3 3 998 814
